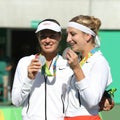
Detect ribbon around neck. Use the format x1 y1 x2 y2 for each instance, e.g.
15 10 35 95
80 48 97 67
41 55 59 76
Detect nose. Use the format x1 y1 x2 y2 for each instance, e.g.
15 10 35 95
45 37 51 42
66 34 72 43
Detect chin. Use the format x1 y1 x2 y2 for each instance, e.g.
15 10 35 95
72 48 79 53
46 50 55 54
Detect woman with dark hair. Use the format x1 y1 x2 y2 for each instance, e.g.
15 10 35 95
12 19 73 120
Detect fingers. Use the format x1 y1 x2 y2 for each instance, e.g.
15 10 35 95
66 49 79 69
99 98 114 111
27 58 41 79
66 49 77 61
29 59 41 70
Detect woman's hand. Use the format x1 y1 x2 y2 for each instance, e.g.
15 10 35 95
66 49 85 81
66 49 80 70
27 57 41 80
99 94 114 111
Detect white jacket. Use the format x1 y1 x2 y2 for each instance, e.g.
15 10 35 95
12 55 73 120
64 50 112 117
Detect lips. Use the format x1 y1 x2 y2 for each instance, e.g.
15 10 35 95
43 43 53 49
69 43 75 48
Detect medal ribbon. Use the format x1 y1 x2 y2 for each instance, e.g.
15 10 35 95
80 48 97 67
42 55 59 76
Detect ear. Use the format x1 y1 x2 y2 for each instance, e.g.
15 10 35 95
85 34 92 43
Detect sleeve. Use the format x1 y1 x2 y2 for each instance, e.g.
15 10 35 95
11 57 34 107
75 58 112 109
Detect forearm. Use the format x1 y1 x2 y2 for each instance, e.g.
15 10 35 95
12 77 34 106
73 65 85 82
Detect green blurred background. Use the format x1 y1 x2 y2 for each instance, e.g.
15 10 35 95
0 30 120 120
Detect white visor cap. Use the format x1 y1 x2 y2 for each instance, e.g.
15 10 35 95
35 21 61 33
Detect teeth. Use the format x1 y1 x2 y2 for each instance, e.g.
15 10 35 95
44 43 50 45
43 42 53 46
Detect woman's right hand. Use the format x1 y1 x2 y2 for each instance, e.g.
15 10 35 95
66 49 85 81
66 49 80 70
27 57 41 80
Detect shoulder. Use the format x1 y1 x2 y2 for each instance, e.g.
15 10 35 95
91 50 110 65
17 55 35 67
19 55 35 62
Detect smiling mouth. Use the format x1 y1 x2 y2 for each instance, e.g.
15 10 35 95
69 44 75 48
44 42 52 46
44 44 53 49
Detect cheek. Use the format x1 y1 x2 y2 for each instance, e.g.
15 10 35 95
77 35 86 43
39 41 45 49
39 40 47 46
54 41 60 48
73 36 81 45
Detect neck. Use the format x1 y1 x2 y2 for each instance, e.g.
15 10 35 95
41 52 58 67
81 45 95 58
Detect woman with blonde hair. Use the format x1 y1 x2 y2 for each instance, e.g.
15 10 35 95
64 15 112 120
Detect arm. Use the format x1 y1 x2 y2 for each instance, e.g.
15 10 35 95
66 50 112 108
75 58 112 108
12 56 41 106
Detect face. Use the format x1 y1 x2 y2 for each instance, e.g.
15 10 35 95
66 27 89 53
38 30 61 54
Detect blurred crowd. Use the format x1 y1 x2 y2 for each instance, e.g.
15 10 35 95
0 47 13 103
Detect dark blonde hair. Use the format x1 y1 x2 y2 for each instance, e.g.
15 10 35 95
69 15 101 35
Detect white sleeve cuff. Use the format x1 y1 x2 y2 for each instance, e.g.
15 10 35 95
75 78 88 91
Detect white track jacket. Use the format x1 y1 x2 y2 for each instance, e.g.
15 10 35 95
64 50 112 117
12 55 73 120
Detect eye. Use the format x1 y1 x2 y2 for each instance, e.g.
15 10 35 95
39 33 59 40
70 32 76 36
49 34 56 39
39 35 46 40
